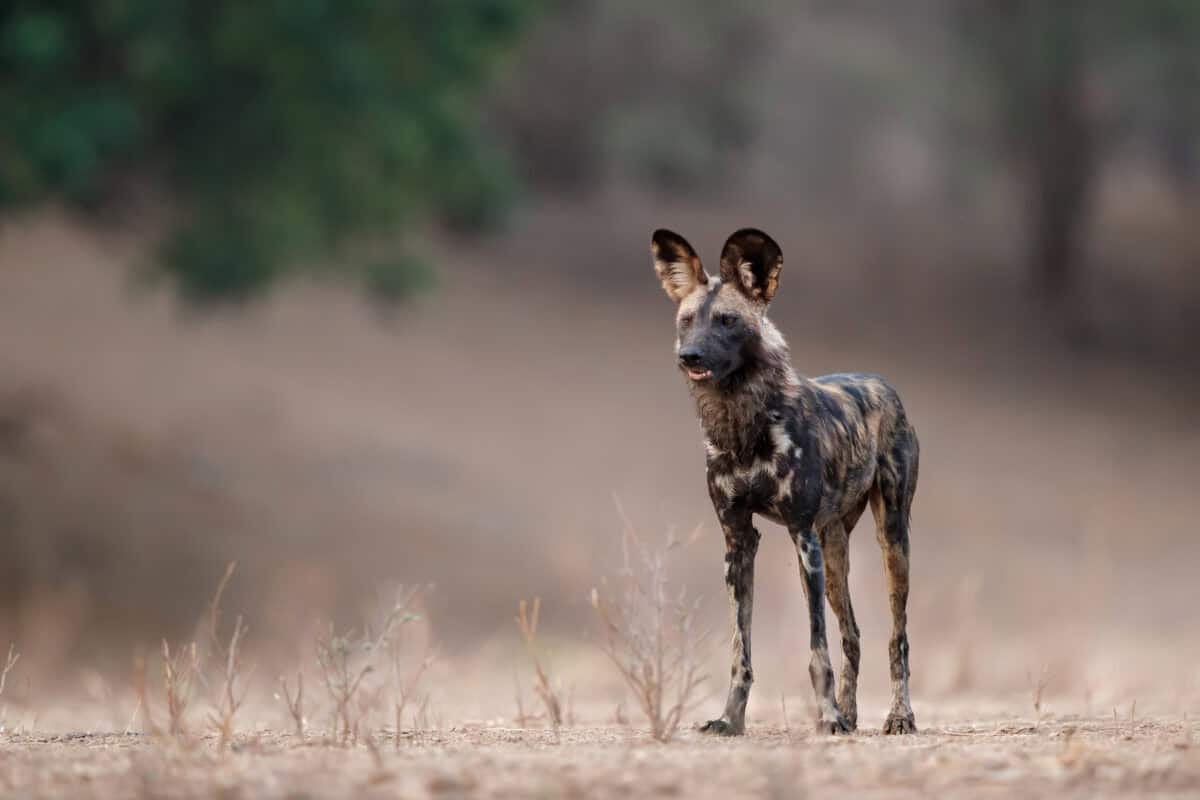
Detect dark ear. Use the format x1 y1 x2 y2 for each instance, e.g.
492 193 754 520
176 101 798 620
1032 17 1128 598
652 229 707 302
719 228 783 303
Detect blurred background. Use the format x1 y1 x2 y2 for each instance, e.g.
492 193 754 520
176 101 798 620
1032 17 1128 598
1 1 1198 726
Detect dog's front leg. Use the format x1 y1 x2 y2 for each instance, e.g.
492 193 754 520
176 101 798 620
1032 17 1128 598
790 525 850 734
700 510 759 736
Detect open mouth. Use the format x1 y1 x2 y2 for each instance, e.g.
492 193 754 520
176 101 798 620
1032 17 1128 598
686 368 713 381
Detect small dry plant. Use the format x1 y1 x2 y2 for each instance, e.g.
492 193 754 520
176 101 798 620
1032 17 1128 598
516 597 565 731
591 507 709 742
316 587 422 746
135 561 251 744
0 642 19 731
0 643 18 700
206 613 251 749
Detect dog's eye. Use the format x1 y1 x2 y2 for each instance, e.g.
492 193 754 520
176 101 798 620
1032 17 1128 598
717 313 736 328
679 315 694 329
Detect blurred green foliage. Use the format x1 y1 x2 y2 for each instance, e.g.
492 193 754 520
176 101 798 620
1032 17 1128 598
0 1 538 302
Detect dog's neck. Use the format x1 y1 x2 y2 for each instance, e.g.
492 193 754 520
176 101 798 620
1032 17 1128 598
690 319 798 460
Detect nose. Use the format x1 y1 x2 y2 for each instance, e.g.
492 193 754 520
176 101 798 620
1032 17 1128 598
679 347 703 367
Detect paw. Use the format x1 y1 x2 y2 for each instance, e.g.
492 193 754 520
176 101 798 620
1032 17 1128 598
882 712 917 735
699 718 743 736
835 702 858 732
814 714 852 735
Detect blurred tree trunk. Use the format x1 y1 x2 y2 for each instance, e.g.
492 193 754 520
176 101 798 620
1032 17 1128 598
1158 50 1200 194
1026 7 1094 309
967 0 1098 315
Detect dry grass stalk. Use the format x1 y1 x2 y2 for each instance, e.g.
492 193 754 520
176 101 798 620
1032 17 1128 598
207 613 251 750
161 640 200 736
0 643 18 700
0 642 18 732
195 562 254 749
133 654 159 736
201 562 238 650
278 671 306 737
1027 663 1049 719
393 648 434 746
516 597 564 730
591 506 709 742
388 586 434 745
512 669 534 727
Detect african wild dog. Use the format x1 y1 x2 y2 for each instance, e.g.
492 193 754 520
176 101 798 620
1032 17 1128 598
651 228 919 736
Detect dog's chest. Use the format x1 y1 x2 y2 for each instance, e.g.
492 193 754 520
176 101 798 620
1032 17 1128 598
705 421 803 513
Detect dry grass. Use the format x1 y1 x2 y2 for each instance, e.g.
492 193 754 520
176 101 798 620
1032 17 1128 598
515 597 565 731
132 562 245 741
590 508 709 742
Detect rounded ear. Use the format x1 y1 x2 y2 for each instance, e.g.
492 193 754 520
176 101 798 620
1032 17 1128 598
719 228 783 303
652 229 707 303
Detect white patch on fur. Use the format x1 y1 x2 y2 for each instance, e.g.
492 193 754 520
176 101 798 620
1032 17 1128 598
770 423 793 456
798 545 817 574
794 534 820 574
760 318 787 352
712 471 736 496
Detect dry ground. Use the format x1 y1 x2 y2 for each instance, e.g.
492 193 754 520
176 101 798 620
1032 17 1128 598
3 711 1198 799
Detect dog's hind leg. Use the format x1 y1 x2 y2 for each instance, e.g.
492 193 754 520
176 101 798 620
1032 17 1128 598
871 427 919 734
821 519 861 730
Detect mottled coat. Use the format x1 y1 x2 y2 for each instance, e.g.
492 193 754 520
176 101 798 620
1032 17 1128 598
652 228 919 735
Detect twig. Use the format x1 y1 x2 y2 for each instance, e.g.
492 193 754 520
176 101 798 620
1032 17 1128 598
279 672 305 737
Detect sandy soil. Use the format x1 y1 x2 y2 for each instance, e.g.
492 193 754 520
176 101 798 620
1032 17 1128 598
3 711 1198 800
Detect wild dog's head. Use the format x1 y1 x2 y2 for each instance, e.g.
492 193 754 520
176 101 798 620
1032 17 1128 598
651 228 784 387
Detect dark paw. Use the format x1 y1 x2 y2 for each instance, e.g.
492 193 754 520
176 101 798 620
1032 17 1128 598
882 713 917 735
814 714 852 735
699 718 743 736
